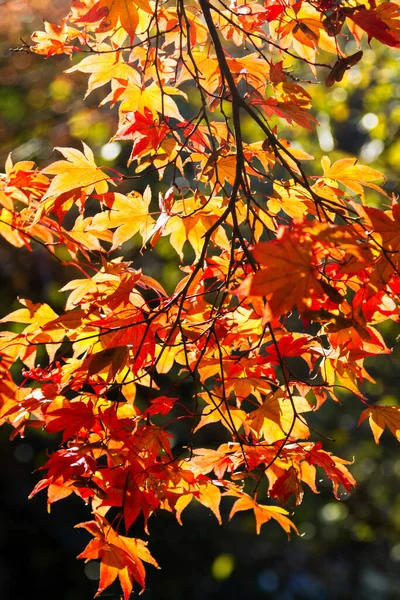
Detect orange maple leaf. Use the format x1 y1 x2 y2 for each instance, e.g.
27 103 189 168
70 0 152 41
248 389 311 444
30 20 81 57
76 516 159 599
359 201 400 289
237 228 327 320
305 442 356 498
359 404 400 443
225 488 298 536
174 478 222 525
320 156 386 199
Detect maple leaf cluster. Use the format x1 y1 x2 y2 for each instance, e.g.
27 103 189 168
1 0 400 597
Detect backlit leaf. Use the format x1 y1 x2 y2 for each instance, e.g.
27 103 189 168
359 405 400 443
42 143 114 199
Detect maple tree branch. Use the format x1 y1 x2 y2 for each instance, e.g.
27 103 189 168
198 0 245 194
253 322 301 494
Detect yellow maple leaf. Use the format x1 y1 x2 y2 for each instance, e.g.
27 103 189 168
66 215 112 252
66 50 135 97
60 278 98 310
119 81 187 121
0 209 29 248
89 190 155 249
194 393 247 435
42 143 113 200
320 156 386 199
269 181 310 219
196 481 222 524
0 298 59 328
248 389 311 444
0 299 64 362
151 195 229 261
